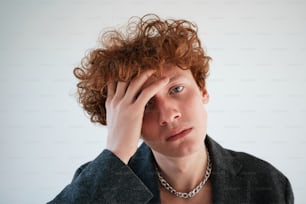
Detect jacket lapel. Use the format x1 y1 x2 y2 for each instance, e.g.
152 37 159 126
129 143 161 204
205 136 244 203
129 136 245 204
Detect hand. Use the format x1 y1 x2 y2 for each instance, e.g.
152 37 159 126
105 70 169 164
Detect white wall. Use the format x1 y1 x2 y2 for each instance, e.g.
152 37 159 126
1 0 305 203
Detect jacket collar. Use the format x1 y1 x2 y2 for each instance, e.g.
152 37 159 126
205 135 242 176
128 143 160 204
205 135 243 203
129 135 243 203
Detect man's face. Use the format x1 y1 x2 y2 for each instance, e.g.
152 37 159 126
141 65 209 158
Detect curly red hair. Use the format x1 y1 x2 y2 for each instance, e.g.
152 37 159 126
74 14 211 125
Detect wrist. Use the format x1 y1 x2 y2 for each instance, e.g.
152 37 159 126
106 147 135 164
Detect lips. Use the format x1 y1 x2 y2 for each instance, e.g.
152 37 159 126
166 127 193 142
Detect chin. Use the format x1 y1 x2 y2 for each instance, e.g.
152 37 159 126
157 140 205 158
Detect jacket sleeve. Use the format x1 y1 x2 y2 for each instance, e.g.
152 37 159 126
47 150 153 204
285 176 294 204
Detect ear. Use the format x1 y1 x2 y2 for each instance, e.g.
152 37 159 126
201 88 209 104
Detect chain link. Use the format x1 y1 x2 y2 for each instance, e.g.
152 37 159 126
156 152 212 199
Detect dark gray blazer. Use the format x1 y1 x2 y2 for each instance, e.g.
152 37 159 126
48 136 294 204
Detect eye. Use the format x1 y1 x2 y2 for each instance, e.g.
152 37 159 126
145 98 154 110
169 86 184 95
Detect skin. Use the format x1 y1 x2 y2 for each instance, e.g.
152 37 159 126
106 69 170 164
106 65 211 202
142 65 209 158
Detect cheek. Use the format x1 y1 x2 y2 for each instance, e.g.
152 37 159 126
141 114 156 137
185 94 208 123
185 92 205 111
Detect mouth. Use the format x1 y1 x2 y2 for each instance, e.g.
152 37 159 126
166 127 193 142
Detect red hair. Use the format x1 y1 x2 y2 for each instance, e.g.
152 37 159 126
74 14 211 125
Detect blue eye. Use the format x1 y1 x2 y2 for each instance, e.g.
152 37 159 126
170 86 184 94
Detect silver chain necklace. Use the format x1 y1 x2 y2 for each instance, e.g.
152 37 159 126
156 152 212 199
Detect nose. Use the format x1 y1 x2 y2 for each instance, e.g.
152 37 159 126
156 98 181 126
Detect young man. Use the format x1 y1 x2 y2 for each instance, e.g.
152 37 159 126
48 14 294 204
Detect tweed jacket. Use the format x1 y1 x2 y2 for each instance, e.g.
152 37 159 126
48 136 294 204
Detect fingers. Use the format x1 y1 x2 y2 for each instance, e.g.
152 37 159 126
114 81 129 99
107 69 165 106
107 80 116 100
107 80 128 102
135 77 169 108
124 70 156 102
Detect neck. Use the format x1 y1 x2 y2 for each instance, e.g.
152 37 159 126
153 145 208 192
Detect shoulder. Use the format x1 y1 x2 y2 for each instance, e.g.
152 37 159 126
228 149 284 175
206 136 294 203
229 149 291 185
206 136 288 180
229 149 294 202
48 149 153 204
